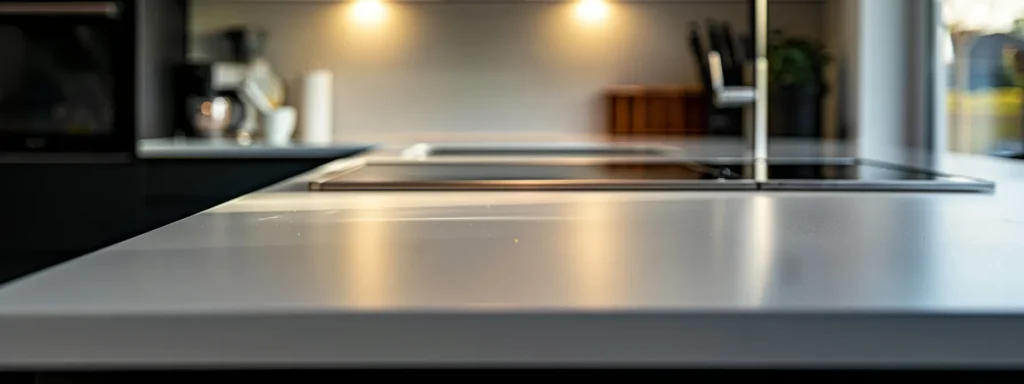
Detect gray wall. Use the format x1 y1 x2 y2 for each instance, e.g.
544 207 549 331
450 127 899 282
190 0 825 136
826 0 936 162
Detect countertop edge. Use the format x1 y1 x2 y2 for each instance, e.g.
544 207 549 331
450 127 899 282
135 139 376 160
1 312 1023 368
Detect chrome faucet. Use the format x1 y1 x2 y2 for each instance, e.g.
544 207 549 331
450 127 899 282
708 0 768 162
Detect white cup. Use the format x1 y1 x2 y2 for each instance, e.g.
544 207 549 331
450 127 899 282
264 106 297 146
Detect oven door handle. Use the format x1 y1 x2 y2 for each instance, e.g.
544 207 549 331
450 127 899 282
0 2 119 17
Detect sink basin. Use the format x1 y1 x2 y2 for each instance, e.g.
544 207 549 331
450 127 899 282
309 157 995 193
400 143 677 158
310 159 756 191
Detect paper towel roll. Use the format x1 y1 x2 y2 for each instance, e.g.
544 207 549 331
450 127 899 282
300 69 333 144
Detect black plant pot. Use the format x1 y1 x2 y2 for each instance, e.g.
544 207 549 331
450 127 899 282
769 84 822 138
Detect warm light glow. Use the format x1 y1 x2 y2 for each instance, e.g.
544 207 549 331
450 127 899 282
345 201 392 308
352 0 386 24
574 0 609 24
744 196 776 306
568 196 624 308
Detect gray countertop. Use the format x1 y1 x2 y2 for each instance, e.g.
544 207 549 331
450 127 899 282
137 137 374 160
2 139 1024 368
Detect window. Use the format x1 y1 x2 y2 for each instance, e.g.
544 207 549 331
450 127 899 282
944 0 1024 158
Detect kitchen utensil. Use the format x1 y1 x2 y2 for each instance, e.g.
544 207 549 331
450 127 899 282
265 106 296 146
707 19 733 71
689 22 710 88
241 78 274 115
721 22 740 67
249 58 284 107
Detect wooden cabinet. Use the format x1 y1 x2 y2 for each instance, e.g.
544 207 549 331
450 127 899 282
605 86 707 137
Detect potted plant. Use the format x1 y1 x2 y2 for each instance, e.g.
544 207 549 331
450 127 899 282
768 30 831 137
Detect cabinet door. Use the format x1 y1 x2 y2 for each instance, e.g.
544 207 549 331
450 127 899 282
0 163 143 253
141 159 325 201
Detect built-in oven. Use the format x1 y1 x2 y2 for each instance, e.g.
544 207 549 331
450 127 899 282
0 1 183 156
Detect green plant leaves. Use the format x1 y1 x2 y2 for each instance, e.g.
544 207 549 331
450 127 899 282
768 30 830 87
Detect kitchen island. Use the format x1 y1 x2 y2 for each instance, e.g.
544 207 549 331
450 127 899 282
1 139 1024 369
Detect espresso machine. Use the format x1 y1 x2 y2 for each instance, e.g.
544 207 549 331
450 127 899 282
177 62 251 138
176 26 283 140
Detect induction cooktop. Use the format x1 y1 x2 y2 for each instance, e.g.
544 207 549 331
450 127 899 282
759 158 995 192
309 158 994 193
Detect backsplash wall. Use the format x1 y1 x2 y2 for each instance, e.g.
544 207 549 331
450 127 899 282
190 1 824 136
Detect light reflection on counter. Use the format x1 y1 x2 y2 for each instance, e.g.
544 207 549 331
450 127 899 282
567 195 626 308
343 196 393 308
743 196 777 306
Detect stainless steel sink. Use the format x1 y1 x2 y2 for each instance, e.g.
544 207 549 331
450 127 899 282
310 158 756 191
309 157 995 193
400 143 678 159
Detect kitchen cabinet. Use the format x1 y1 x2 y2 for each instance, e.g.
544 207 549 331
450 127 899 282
0 158 333 285
139 159 326 228
0 163 143 253
0 163 143 284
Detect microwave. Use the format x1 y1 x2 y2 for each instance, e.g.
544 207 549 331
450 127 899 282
0 1 184 155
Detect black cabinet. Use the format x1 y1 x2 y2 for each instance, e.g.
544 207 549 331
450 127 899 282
0 157 334 285
0 163 143 253
138 159 325 229
0 162 143 283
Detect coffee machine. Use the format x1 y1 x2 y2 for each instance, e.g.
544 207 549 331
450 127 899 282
177 62 252 138
176 26 282 139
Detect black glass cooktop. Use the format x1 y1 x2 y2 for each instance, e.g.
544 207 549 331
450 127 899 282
310 159 994 192
767 163 949 181
759 160 994 192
